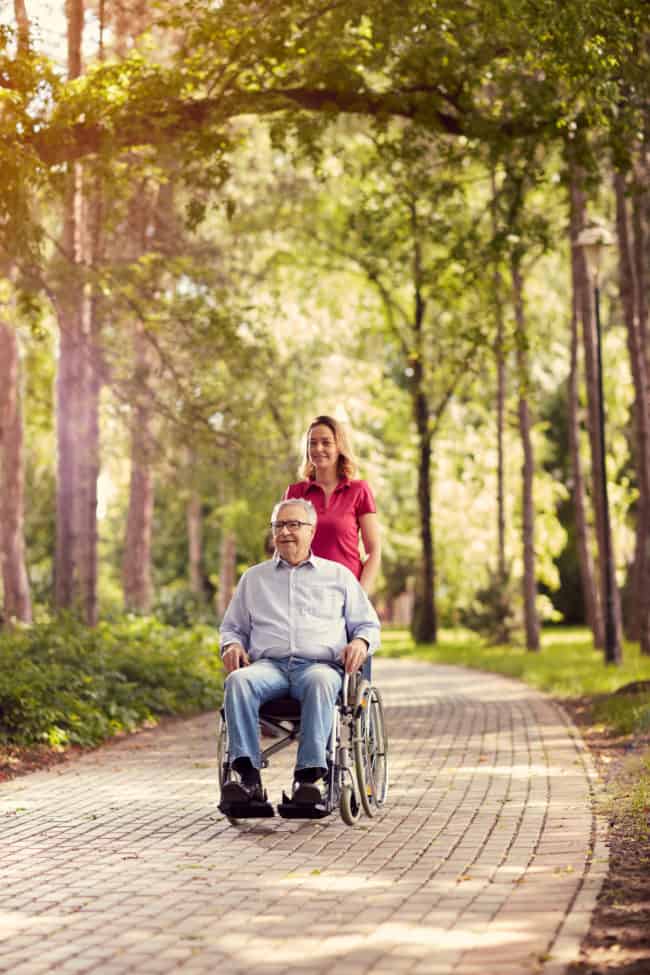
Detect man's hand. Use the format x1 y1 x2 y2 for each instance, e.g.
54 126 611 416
341 638 369 674
222 644 250 673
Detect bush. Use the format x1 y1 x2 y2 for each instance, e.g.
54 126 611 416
154 585 219 627
460 571 520 644
0 616 223 748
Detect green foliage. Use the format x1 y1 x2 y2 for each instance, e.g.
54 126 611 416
627 755 650 837
461 571 520 644
0 617 222 748
154 586 218 628
593 690 650 737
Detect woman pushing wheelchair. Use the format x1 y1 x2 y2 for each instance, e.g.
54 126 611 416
283 415 381 595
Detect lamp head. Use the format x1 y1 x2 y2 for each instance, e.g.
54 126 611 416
575 220 614 283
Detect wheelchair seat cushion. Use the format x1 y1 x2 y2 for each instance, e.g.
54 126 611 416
259 696 301 722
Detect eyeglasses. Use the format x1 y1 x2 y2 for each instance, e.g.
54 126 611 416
271 520 312 532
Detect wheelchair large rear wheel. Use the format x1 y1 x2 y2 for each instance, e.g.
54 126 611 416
216 711 229 790
216 712 240 825
354 685 389 816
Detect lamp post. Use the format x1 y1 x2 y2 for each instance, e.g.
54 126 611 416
575 221 620 664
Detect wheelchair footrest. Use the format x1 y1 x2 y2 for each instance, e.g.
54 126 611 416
218 799 275 818
277 791 332 820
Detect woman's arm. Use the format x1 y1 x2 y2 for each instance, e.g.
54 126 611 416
359 512 381 595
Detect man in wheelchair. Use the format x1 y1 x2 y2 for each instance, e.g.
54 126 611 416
219 498 380 817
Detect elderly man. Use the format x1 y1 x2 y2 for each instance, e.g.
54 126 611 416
219 498 380 814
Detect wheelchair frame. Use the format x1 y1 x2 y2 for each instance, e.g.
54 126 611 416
216 671 388 826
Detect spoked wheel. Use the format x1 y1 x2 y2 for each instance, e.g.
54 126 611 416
354 684 389 817
216 712 240 825
339 779 362 826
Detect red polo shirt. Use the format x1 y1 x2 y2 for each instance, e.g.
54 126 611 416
283 478 376 579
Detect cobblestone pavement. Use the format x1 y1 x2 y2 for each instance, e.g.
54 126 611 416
0 658 607 975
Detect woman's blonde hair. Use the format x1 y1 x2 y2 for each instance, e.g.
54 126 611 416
300 415 358 481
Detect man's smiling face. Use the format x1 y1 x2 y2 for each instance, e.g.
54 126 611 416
272 503 315 565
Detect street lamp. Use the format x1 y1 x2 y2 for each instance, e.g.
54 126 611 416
575 220 620 664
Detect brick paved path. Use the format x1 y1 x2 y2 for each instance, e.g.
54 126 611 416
0 658 607 975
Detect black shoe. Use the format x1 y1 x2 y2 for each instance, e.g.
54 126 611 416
291 778 327 805
221 780 265 805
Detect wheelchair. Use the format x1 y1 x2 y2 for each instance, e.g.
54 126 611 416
216 669 389 826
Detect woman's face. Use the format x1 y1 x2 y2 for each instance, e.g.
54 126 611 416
308 424 340 476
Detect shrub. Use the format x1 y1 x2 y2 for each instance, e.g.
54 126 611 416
0 616 223 748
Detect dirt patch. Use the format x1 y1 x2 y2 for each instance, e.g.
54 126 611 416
563 697 650 975
0 743 81 782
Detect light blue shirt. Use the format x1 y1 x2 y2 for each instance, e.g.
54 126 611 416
219 552 380 663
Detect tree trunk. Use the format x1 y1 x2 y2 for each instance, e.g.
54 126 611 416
122 322 155 613
569 163 622 662
636 130 650 653
491 170 508 584
55 0 102 623
187 489 205 597
511 258 540 651
567 162 603 646
0 322 32 623
569 280 603 643
54 166 84 612
408 200 436 643
218 533 237 619
121 180 165 614
14 0 29 52
615 167 650 652
412 383 437 643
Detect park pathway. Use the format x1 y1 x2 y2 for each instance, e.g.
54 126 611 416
0 658 607 975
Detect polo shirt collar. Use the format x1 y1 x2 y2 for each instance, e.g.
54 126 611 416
306 476 350 493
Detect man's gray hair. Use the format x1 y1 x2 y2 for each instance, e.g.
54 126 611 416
271 498 317 526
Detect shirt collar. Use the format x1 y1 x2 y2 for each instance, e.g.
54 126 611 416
273 550 317 570
306 476 350 493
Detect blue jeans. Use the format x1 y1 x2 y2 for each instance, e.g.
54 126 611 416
224 656 343 772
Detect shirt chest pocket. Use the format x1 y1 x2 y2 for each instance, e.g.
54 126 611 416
296 586 341 620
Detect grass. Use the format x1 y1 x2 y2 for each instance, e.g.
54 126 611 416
629 754 650 836
380 624 650 701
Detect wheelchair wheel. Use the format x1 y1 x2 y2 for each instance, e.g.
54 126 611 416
340 781 362 826
354 684 389 816
216 711 240 825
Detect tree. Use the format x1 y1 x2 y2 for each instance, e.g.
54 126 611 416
0 319 32 624
299 128 491 641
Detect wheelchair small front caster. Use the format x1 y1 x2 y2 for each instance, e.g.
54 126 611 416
339 782 361 826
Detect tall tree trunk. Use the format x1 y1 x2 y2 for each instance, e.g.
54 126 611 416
409 199 436 643
122 327 154 613
567 162 603 646
511 258 540 651
615 167 650 652
636 129 650 653
569 162 622 662
0 322 32 623
187 489 205 598
412 382 436 643
491 170 508 584
569 282 603 643
54 167 84 612
76 168 103 626
55 0 102 623
218 533 236 619
14 0 29 52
